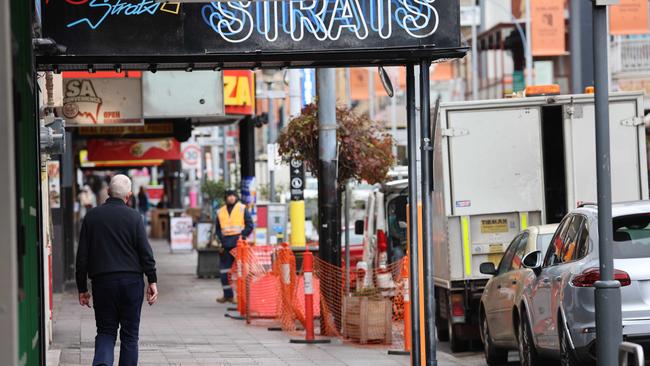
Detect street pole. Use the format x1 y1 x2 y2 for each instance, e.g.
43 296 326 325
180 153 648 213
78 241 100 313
525 0 533 86
592 2 622 366
317 68 340 331
471 5 479 100
391 73 398 157
268 91 276 202
344 181 351 296
570 0 582 94
368 67 375 120
289 69 306 247
419 60 436 366
222 125 230 188
0 0 18 360
406 64 422 366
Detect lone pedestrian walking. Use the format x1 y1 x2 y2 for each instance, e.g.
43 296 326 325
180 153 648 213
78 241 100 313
214 189 254 303
76 174 158 366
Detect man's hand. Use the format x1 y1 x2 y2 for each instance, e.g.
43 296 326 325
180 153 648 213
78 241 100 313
147 283 158 305
79 292 91 308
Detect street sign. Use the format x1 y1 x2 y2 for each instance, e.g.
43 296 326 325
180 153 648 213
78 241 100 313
38 1 463 69
181 143 201 169
290 158 305 201
460 6 481 27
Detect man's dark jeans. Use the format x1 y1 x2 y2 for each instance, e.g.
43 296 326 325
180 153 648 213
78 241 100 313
91 273 144 366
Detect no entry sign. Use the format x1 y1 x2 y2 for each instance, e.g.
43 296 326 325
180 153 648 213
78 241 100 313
38 0 463 70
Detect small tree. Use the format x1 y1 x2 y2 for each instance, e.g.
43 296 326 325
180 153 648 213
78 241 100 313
277 103 395 190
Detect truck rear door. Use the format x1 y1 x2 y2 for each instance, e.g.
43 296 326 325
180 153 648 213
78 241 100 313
564 94 649 207
440 101 545 280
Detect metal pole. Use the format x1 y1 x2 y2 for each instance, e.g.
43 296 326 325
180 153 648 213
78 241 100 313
317 68 340 330
344 181 351 296
471 6 479 100
345 68 352 108
0 0 18 360
368 67 375 120
592 3 622 366
222 125 230 187
391 77 398 157
406 64 422 366
570 0 582 94
525 0 534 86
268 94 276 202
419 60 436 365
289 69 307 247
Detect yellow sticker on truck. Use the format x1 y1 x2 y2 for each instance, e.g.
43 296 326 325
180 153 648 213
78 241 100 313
480 218 509 233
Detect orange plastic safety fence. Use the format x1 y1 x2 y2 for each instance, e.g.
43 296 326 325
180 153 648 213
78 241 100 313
313 256 408 346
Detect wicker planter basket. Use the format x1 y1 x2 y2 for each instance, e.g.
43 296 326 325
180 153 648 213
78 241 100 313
342 294 392 344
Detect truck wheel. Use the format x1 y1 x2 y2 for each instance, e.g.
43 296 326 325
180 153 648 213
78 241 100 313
481 313 508 365
449 318 468 353
436 308 449 342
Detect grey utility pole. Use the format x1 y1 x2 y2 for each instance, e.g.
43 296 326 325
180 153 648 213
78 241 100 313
525 0 533 86
570 0 582 94
268 87 277 202
317 68 340 330
405 64 422 366
0 0 18 363
419 60 437 365
592 1 622 366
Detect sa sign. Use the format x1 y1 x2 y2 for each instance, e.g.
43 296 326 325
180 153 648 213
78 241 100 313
62 78 143 126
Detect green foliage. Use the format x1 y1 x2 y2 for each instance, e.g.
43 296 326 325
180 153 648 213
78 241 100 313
201 180 226 205
277 103 395 190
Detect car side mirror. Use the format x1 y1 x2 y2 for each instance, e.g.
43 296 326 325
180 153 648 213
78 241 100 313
354 220 364 235
523 250 543 275
479 262 497 276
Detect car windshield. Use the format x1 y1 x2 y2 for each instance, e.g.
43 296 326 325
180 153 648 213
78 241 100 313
537 233 554 254
613 214 650 259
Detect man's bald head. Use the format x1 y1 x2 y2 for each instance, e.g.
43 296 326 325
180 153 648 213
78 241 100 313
109 174 132 202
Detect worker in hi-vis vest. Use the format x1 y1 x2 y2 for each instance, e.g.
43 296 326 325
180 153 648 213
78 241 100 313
215 189 254 303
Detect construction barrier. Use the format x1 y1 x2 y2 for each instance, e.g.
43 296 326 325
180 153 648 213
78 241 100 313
224 241 407 348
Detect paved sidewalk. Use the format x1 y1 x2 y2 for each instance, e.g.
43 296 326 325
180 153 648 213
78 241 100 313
50 239 473 366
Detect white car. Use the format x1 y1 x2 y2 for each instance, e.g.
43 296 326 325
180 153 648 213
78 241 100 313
479 224 558 365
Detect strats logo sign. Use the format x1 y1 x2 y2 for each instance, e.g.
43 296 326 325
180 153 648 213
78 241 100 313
63 79 102 123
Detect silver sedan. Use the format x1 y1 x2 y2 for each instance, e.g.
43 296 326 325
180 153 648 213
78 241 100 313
478 224 558 365
518 201 650 366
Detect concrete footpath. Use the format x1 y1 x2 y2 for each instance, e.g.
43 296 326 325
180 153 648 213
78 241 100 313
49 239 482 366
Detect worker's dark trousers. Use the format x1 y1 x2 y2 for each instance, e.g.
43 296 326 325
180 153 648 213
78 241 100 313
91 273 144 366
219 242 237 298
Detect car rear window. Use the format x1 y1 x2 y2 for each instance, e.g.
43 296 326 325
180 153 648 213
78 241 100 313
537 234 554 254
613 214 650 259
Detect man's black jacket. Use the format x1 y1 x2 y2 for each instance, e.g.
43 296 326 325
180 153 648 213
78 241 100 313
76 197 157 293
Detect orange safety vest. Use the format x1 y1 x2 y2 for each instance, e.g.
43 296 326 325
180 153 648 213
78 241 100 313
218 202 246 237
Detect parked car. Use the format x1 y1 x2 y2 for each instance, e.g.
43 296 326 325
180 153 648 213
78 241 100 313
516 201 650 365
479 224 558 364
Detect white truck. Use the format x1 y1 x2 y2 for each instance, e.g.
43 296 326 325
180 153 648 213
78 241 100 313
357 91 649 351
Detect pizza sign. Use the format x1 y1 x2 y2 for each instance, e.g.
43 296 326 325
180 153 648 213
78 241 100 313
62 77 143 126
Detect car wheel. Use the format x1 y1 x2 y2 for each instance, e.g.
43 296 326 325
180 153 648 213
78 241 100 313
480 313 508 365
449 318 468 353
559 322 580 366
518 313 541 366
